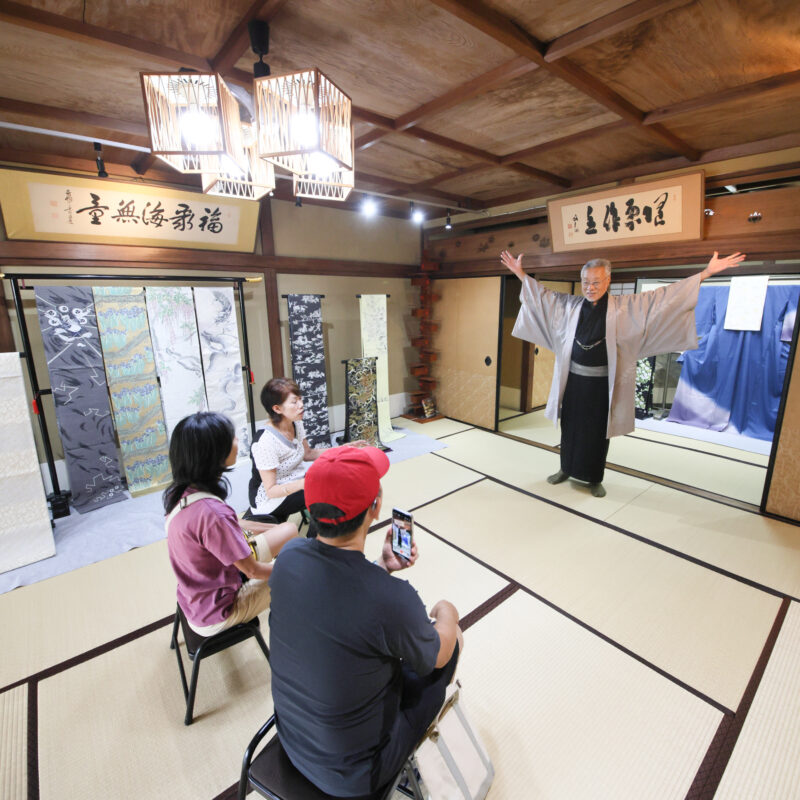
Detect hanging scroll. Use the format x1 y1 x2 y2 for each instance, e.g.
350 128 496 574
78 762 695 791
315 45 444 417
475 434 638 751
359 294 404 443
194 287 251 456
0 353 55 573
287 294 331 448
145 286 208 436
34 286 126 512
93 287 171 495
344 357 380 447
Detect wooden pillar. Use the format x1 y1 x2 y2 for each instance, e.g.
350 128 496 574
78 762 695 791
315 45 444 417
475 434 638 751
520 340 535 412
0 280 15 352
263 268 284 378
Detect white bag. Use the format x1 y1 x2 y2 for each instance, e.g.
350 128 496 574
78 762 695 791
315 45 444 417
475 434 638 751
415 681 494 800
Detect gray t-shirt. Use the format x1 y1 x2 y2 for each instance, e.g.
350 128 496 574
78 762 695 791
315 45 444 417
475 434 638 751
268 537 439 796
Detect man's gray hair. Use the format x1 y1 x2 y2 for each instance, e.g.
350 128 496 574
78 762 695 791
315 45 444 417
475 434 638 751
581 258 611 277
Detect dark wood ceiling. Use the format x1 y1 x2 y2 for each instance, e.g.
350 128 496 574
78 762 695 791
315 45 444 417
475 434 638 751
0 0 798 221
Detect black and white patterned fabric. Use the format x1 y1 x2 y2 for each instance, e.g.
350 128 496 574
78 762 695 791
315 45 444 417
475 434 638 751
34 286 126 513
287 294 331 448
344 357 380 447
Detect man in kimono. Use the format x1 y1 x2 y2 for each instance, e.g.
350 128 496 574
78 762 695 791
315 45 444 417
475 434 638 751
501 249 746 497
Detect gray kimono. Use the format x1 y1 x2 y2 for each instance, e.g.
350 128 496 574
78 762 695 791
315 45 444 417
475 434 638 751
512 273 704 438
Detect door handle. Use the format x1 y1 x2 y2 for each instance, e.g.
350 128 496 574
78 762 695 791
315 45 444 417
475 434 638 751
484 356 492 366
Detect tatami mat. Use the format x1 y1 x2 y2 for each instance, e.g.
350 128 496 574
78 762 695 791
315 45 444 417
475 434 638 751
458 591 722 799
627 428 770 467
376 451 482 525
364 521 507 621
419 479 780 711
607 485 800 599
607 435 765 504
715 600 800 799
0 540 175 688
0 684 26 800
499 411 561 447
434 428 653 521
37 625 272 799
391 415 473 439
499 408 767 501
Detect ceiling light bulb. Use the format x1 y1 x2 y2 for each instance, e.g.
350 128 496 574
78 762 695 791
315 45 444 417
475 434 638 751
307 151 337 178
292 111 320 149
412 209 425 224
362 198 377 217
179 109 219 149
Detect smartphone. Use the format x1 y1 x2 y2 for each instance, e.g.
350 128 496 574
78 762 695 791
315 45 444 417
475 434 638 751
391 508 414 561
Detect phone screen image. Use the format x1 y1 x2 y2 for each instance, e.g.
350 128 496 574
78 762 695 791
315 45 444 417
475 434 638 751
391 508 413 561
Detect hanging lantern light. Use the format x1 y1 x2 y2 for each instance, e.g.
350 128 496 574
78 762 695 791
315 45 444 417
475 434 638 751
202 123 276 200
140 72 248 175
293 165 355 202
253 68 353 176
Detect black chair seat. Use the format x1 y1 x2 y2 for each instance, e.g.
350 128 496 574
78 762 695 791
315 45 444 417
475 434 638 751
171 603 270 725
240 716 422 800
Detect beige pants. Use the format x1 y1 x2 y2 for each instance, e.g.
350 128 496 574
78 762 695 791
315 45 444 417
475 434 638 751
187 532 273 636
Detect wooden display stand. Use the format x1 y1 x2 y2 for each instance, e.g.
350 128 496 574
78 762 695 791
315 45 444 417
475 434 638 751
404 257 443 422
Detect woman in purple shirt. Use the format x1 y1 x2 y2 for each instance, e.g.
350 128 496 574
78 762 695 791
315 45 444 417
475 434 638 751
164 412 297 635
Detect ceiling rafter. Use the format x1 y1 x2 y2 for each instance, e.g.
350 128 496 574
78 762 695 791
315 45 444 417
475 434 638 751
484 130 800 208
355 56 537 151
210 0 290 74
543 0 694 62
500 120 629 163
426 0 701 161
0 97 149 138
644 68 800 125
355 169 485 209
0 0 211 71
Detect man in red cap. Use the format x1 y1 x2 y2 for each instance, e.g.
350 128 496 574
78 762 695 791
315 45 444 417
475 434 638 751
268 445 462 797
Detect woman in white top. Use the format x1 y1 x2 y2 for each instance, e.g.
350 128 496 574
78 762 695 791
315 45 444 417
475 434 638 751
247 378 367 523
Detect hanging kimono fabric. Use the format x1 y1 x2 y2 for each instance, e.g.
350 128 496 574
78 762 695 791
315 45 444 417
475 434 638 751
145 286 208 437
359 294 404 443
194 287 251 456
0 353 55 573
34 286 126 512
93 287 171 495
287 294 331 448
344 357 380 447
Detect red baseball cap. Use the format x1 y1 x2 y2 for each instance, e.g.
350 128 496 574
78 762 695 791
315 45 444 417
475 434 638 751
305 446 390 524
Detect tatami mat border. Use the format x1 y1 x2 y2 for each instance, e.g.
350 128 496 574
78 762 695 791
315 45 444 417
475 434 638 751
415 521 733 716
624 432 769 468
493 430 764 514
685 597 791 799
431 451 799 602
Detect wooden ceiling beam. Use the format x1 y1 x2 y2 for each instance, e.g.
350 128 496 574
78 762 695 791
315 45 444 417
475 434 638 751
210 0 290 75
0 0 210 71
428 0 701 161
356 56 537 152
500 120 628 163
644 68 800 125
0 148 198 186
543 0 694 62
0 97 149 138
355 169 485 209
352 107 396 129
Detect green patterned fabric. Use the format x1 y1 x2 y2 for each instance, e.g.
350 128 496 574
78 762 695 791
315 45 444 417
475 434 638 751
93 287 171 495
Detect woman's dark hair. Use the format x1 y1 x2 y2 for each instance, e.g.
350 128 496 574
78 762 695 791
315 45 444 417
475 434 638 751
163 412 235 514
261 377 302 423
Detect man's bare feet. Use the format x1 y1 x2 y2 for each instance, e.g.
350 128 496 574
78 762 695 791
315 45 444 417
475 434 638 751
589 482 606 497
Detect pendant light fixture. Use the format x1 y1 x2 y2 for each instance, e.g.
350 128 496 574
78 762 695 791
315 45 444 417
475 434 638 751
202 123 276 200
140 72 248 175
253 68 353 180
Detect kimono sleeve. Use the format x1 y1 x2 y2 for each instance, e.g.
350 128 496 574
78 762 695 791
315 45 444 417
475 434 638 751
625 273 703 359
512 276 573 352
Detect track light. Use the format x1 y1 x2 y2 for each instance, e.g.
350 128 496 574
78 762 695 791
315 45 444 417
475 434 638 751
362 197 377 217
445 209 452 230
410 201 424 225
295 196 302 207
94 142 108 178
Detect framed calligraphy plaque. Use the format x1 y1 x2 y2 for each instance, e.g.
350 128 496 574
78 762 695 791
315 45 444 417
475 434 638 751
547 171 704 253
0 169 259 252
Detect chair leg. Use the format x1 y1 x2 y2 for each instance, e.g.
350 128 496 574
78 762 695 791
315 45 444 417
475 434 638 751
173 626 190 701
184 654 202 725
253 629 270 662
169 612 180 650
